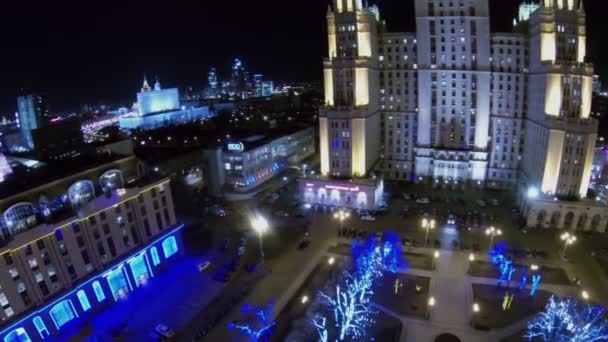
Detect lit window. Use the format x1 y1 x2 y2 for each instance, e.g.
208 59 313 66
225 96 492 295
33 316 49 339
77 290 91 311
92 281 105 302
162 236 178 258
3 328 31 342
151 247 160 266
50 300 78 329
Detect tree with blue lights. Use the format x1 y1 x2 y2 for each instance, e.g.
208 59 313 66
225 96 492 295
526 296 608 342
318 272 376 341
228 302 276 342
489 241 507 266
518 267 528 290
530 274 542 297
351 237 383 288
381 231 407 273
312 315 328 342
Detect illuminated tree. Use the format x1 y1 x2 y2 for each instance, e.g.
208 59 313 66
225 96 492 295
228 302 276 342
526 296 608 342
318 272 376 341
530 274 542 297
489 241 507 266
381 231 407 273
351 237 383 289
518 267 528 290
312 315 328 342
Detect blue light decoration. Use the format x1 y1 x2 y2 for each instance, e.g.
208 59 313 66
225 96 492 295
530 274 542 297
92 281 105 302
32 316 49 339
489 241 507 266
76 290 91 312
498 258 513 287
351 237 383 288
381 231 407 273
228 302 276 342
318 272 376 341
518 267 528 291
525 296 608 342
162 236 178 258
312 315 328 342
49 300 78 330
507 265 516 286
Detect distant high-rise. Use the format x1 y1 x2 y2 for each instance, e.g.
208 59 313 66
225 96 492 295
17 94 49 149
231 58 246 93
207 67 219 98
254 74 264 97
262 81 274 97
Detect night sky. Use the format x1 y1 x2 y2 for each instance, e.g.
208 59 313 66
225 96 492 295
0 0 605 114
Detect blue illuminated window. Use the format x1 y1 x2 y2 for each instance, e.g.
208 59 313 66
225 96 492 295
129 254 151 287
50 300 78 330
92 281 105 302
33 316 49 339
3 328 31 342
151 247 160 266
162 236 178 258
106 267 130 301
77 290 91 311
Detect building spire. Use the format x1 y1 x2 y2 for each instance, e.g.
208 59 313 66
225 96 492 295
154 76 161 91
142 74 152 92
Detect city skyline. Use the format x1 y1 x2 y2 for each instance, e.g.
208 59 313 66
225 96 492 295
0 0 606 114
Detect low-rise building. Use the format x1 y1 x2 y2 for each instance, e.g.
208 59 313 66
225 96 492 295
0 177 181 341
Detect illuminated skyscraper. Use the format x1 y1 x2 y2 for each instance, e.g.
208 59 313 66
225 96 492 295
17 94 49 150
207 67 219 98
521 0 596 198
254 74 264 97
303 0 602 224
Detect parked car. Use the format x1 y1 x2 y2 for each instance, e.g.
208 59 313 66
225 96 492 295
155 324 175 339
476 200 487 207
402 193 411 200
297 240 311 250
416 197 430 204
361 215 376 221
447 214 456 225
198 261 212 272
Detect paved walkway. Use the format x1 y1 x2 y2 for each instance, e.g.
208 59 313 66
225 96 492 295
374 249 579 342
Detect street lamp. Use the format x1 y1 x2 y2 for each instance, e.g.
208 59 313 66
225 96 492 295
473 302 480 313
560 232 577 259
485 226 502 249
251 215 269 271
428 296 436 307
433 250 440 270
328 257 335 265
581 290 590 301
334 209 351 233
422 218 436 248
530 264 539 271
302 164 308 177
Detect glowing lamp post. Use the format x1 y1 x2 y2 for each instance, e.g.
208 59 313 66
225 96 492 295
485 226 502 249
334 209 351 233
251 215 269 271
433 250 440 270
422 218 436 248
560 232 576 260
427 296 436 320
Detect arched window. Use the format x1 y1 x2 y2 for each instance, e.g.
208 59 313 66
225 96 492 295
99 170 124 192
3 328 31 342
77 290 91 311
162 236 178 258
68 180 96 208
92 281 105 302
50 300 78 329
33 316 49 339
151 247 160 266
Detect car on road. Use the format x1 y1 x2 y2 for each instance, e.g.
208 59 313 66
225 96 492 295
361 215 376 221
402 193 411 200
155 324 175 339
490 199 500 206
274 211 289 217
198 261 212 272
476 200 487 207
297 240 311 250
447 215 456 225
416 197 430 204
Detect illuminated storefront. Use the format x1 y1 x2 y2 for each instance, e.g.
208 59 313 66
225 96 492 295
0 225 184 342
223 128 315 192
299 177 384 210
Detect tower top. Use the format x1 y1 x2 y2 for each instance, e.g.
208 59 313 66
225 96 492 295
141 74 152 92
154 76 161 91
